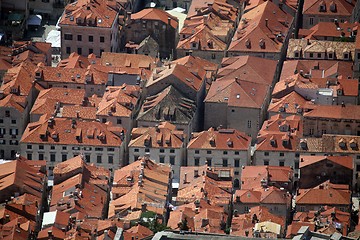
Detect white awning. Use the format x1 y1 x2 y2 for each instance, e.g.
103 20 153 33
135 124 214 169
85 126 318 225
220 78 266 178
27 14 42 26
46 30 61 48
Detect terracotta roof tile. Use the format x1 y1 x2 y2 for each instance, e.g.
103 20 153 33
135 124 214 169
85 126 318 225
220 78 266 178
229 1 293 53
296 181 351 206
304 104 360 120
205 78 270 109
188 128 250 150
109 157 171 218
129 122 184 149
123 225 153 240
59 0 118 28
303 0 355 16
100 52 157 70
21 116 124 146
131 8 178 29
299 155 353 169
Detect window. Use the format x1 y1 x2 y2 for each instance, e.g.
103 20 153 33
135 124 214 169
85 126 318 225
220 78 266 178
328 53 333 59
89 35 94 42
223 151 228 155
309 17 314 25
100 49 104 55
85 155 90 163
207 150 212 154
294 52 299 58
0 128 5 135
295 153 300 158
27 145 32 149
117 119 122 124
108 148 115 152
170 149 175 153
309 128 314 135
134 148 139 153
264 160 269 165
192 42 197 48
10 129 18 136
317 53 321 58
247 120 251 128
295 161 299 169
9 140 18 145
195 150 199 154
108 156 113 164
62 154 67 162
0 140 5 145
100 36 105 42
50 154 56 162
264 152 269 156
222 159 228 167
27 153 32 160
77 35 82 41
211 53 216 59
5 111 10 117
62 146 67 150
38 153 44 160
89 48 93 54
39 145 44 150
11 120 16 124
0 119 3 123
235 151 239 155
195 158 200 166
77 47 82 55
51 146 55 150
234 159 240 168
309 53 314 58
279 152 284 157
170 156 175 165
66 47 71 54
235 171 239 175
64 34 73 40
207 158 212 166
145 148 150 153
95 147 103 151
97 155 102 163
279 161 285 166
160 156 165 163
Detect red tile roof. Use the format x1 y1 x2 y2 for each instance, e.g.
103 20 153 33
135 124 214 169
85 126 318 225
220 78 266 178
304 104 360 120
234 187 291 205
241 166 293 190
109 157 171 218
268 91 315 115
218 56 277 85
296 182 351 206
0 159 45 200
298 22 359 39
123 225 153 240
231 206 286 237
303 0 355 16
100 52 157 70
167 199 227 234
129 122 184 149
188 128 250 150
96 85 140 118
205 78 269 109
131 8 178 29
259 114 303 137
59 0 118 28
21 116 124 147
228 1 293 53
299 155 353 169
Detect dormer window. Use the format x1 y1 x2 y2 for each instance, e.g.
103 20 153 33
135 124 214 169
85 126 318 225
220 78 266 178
245 39 251 48
328 52 333 59
330 2 336 12
259 39 265 49
343 51 350 60
76 18 82 24
319 2 326 12
191 42 197 49
294 51 300 58
337 89 343 95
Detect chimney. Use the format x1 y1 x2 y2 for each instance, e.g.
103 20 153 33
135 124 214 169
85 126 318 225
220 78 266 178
184 173 187 183
341 101 345 107
265 18 268 27
167 17 171 26
48 230 53 237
